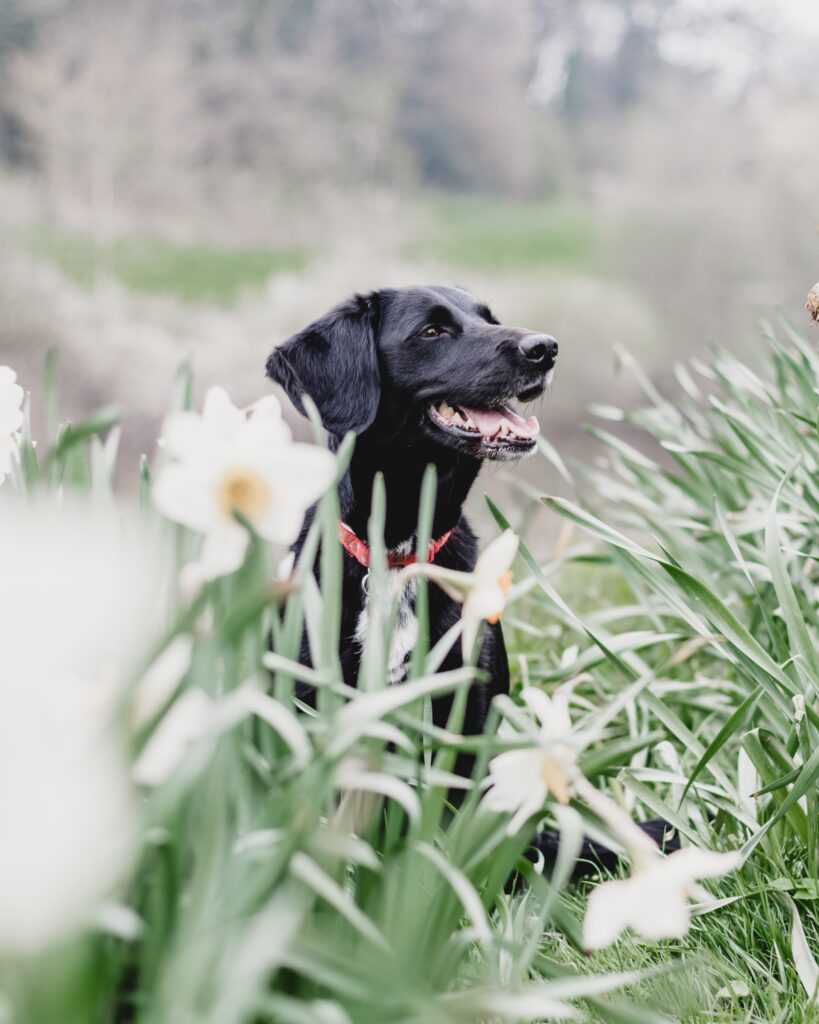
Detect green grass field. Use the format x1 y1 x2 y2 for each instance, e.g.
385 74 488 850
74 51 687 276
406 194 601 272
20 226 310 305
1 301 817 1021
16 195 601 308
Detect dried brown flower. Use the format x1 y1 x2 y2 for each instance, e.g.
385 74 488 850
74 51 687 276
808 283 819 324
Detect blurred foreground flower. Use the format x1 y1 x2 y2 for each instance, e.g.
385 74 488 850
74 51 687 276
0 676 136 954
0 501 164 688
484 688 576 833
0 365 24 486
574 774 743 949
153 387 336 583
583 845 743 949
414 529 519 655
0 502 161 953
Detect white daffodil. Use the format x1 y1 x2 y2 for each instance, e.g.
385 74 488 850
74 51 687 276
0 500 165 695
0 675 136 955
413 529 519 656
484 687 577 833
461 529 519 654
583 845 744 950
0 501 160 953
573 773 742 949
153 387 336 583
0 365 24 486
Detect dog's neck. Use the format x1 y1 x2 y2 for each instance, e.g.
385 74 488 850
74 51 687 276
340 432 481 550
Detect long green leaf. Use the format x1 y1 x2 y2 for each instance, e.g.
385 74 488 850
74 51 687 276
678 685 764 806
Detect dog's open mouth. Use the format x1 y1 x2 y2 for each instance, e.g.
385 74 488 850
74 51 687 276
427 400 539 451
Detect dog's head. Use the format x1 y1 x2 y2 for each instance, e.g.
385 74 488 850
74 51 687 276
266 285 557 461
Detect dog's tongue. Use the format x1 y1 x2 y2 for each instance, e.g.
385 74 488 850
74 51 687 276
460 404 539 439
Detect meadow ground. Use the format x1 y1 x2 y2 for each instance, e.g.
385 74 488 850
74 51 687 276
2 179 819 1021
1 307 817 1023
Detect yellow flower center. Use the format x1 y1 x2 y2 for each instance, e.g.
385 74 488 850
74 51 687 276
486 570 513 624
540 755 571 805
216 470 272 521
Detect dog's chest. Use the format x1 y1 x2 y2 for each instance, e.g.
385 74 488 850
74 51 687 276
354 574 418 684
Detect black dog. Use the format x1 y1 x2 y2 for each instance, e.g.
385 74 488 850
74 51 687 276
267 284 673 870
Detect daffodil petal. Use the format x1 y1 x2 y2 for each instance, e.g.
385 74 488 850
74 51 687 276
583 878 634 949
474 529 518 583
202 386 246 435
485 749 546 805
161 411 208 459
0 366 24 441
463 586 506 624
626 872 691 940
547 687 573 737
256 445 336 544
461 606 481 658
661 846 744 883
247 393 288 428
197 523 250 580
413 564 470 602
0 437 18 481
0 405 23 437
506 785 549 834
153 464 219 533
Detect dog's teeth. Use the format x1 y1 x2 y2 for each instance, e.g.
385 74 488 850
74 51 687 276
438 401 454 418
464 415 476 429
499 420 509 436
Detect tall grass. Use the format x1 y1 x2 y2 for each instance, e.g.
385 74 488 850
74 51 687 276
0 362 677 1024
1 317 817 1023
508 322 819 1019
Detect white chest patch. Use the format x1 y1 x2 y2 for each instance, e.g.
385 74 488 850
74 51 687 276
354 574 418 684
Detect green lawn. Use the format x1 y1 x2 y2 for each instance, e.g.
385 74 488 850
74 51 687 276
406 194 601 272
21 226 310 305
17 195 600 305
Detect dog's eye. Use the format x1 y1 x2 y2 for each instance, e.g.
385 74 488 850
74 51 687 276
420 325 445 339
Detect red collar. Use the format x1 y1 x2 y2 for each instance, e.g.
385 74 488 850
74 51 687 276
338 521 453 569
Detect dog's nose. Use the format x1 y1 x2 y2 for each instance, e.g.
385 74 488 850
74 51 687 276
518 333 558 366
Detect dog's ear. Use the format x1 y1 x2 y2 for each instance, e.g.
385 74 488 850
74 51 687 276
266 292 381 436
